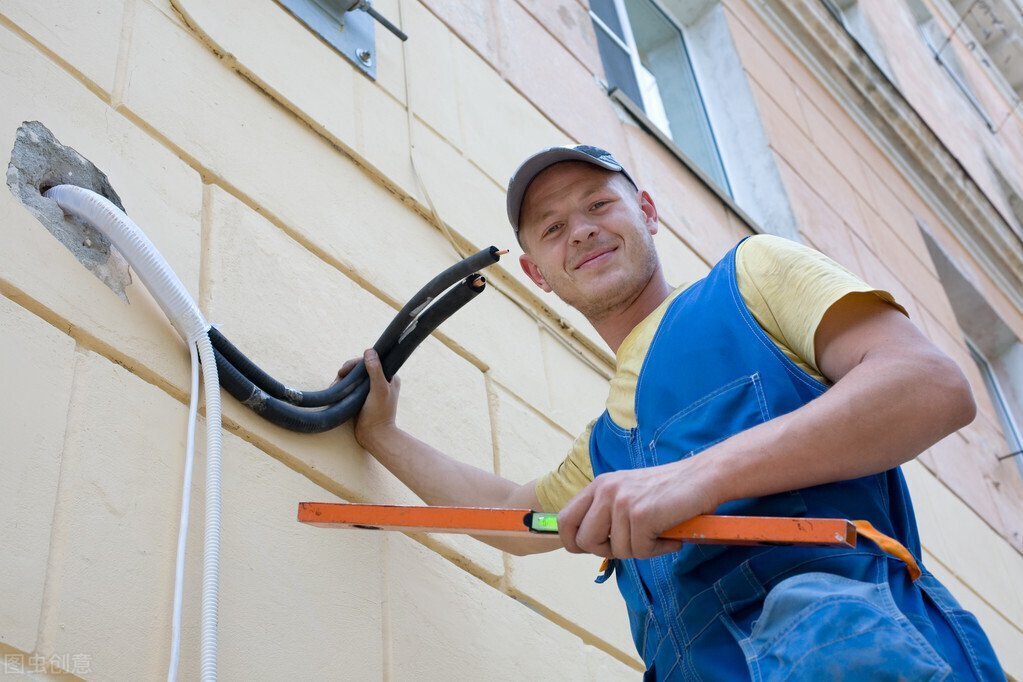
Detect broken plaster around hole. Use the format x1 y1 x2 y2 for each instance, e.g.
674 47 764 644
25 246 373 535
6 120 132 301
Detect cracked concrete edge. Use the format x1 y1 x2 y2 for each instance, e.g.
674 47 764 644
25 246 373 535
6 121 132 302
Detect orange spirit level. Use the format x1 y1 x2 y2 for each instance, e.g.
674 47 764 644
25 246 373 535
297 503 858 548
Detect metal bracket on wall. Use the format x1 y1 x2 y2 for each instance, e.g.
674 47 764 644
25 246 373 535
275 0 408 80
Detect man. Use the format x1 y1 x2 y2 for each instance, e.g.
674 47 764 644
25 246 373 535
345 145 1003 679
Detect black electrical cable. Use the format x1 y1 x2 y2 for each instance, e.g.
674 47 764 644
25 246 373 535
214 274 484 433
208 326 297 402
379 275 486 379
208 246 501 407
213 274 487 433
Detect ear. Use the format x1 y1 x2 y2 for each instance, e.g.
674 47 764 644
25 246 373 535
638 190 659 236
519 254 553 292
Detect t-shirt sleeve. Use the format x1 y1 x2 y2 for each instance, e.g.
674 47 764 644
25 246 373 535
534 420 596 512
736 234 908 379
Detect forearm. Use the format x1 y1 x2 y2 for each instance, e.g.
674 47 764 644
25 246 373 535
349 349 558 554
699 348 976 509
361 425 524 508
360 425 562 555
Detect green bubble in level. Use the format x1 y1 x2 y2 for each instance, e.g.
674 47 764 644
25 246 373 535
531 513 559 533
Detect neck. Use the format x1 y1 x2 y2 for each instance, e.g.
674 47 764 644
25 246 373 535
591 268 673 354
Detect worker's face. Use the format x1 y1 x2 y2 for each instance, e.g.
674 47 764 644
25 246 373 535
518 162 660 320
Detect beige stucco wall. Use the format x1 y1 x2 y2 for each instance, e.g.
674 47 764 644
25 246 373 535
0 0 1020 679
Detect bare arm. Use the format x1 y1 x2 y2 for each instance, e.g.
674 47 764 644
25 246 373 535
350 350 562 555
558 293 977 559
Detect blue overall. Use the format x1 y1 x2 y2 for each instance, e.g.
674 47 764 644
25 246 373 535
589 241 1004 680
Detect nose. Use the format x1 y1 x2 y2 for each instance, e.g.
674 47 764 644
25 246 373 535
567 215 599 244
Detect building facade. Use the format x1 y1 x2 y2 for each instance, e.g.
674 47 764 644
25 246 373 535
1 0 1021 678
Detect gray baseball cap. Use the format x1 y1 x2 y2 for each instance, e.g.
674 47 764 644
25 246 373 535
506 144 637 235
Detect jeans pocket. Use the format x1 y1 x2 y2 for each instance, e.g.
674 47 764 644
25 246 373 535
915 574 1006 681
722 571 952 682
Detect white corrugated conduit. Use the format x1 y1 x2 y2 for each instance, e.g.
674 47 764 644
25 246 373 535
44 185 222 682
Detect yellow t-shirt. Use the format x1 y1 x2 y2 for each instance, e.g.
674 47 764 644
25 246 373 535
534 234 906 512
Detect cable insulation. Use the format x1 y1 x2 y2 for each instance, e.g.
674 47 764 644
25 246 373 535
168 339 200 681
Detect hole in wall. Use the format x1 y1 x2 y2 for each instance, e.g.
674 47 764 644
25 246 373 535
6 120 133 301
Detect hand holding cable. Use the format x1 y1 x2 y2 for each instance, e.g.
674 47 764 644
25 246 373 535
344 348 400 447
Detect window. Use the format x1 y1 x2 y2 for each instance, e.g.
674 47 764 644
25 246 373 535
905 0 994 128
588 0 799 239
967 339 1023 462
922 227 1023 473
821 0 896 82
946 0 1023 104
590 0 729 193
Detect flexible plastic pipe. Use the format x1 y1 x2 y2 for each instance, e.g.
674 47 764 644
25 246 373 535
208 247 501 407
44 185 222 682
212 274 486 432
195 332 222 682
43 185 208 343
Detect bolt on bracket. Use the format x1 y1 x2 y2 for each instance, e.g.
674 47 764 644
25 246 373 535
276 0 407 80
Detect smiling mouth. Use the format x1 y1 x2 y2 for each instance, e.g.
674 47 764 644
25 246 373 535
575 247 617 270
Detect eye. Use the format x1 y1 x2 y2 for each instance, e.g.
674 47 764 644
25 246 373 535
590 200 609 210
543 223 563 238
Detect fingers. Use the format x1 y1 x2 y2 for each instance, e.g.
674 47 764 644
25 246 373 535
353 349 401 445
560 472 687 560
364 348 384 382
364 349 400 395
557 488 592 554
559 485 615 558
364 348 387 386
335 357 360 382
575 501 613 558
609 506 632 559
630 516 681 559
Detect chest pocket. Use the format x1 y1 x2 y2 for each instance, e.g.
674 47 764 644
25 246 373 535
646 373 809 578
649 373 769 464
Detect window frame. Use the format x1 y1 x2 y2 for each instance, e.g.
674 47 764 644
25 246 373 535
821 0 897 83
966 337 1023 462
589 0 731 195
905 0 995 130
